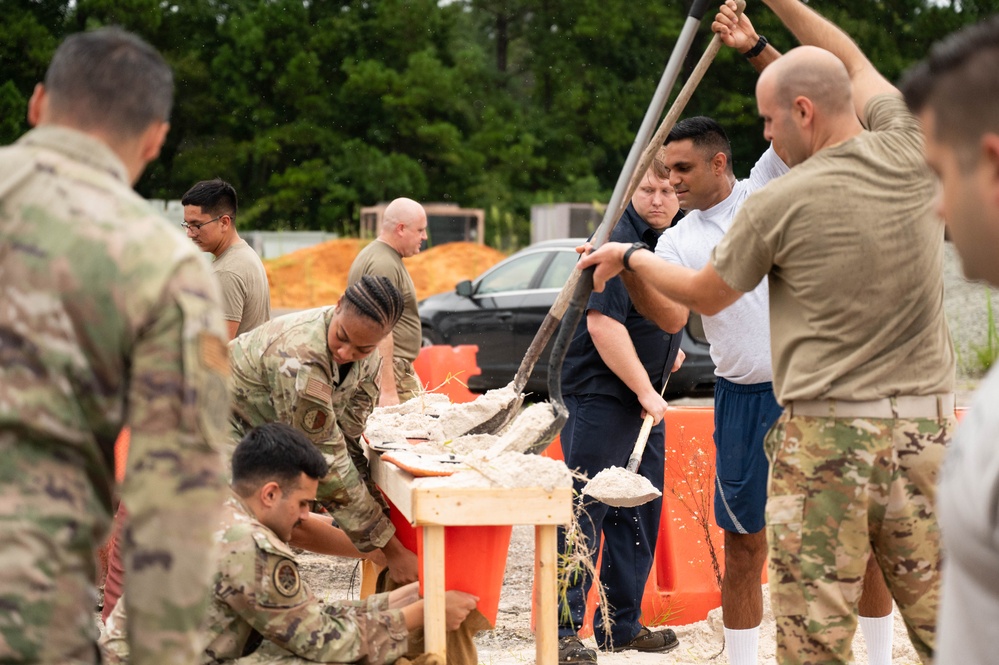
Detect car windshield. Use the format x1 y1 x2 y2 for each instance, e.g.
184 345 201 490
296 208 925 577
538 250 579 289
476 251 549 294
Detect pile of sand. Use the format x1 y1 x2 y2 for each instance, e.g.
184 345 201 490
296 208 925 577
265 239 508 309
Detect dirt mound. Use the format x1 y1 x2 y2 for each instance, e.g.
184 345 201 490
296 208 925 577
266 239 507 309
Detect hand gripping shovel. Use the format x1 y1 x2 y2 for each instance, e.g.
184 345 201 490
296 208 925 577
458 0 727 447
581 330 684 507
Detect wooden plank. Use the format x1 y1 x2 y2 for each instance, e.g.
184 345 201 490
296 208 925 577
369 453 415 522
410 486 573 526
423 525 447 657
535 524 558 665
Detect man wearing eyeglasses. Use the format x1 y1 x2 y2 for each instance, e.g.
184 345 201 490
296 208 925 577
183 178 271 339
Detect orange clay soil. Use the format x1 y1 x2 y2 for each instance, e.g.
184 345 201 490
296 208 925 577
265 239 508 309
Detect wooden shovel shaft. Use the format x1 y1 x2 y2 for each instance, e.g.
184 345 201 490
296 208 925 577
625 414 656 473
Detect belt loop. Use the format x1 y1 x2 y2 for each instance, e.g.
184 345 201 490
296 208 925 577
890 396 899 419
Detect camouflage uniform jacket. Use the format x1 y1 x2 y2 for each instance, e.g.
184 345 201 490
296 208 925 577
100 494 409 664
228 308 392 551
0 126 230 663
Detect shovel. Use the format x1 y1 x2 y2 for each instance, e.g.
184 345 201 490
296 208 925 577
535 1 743 457
581 332 683 507
460 0 725 443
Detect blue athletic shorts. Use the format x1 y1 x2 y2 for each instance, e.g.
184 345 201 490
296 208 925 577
712 377 783 534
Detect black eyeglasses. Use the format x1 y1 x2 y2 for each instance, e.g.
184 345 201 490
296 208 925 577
181 213 230 231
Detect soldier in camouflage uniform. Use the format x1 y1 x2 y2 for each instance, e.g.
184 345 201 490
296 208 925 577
0 28 229 664
100 423 476 665
228 276 419 583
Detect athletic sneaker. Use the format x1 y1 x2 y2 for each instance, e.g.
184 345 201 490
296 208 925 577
608 626 680 653
558 635 597 664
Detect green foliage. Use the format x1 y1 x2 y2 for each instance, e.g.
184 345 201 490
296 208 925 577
3 0 999 242
971 289 999 375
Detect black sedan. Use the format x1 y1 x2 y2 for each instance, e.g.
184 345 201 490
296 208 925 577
419 238 717 398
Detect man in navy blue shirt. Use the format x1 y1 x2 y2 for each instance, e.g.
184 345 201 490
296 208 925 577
557 152 687 663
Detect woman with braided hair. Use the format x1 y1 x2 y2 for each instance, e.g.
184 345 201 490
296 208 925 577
227 274 422 586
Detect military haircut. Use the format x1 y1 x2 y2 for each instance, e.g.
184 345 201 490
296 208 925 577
44 27 173 139
901 16 999 170
232 423 329 495
181 178 239 218
342 274 405 329
665 116 734 173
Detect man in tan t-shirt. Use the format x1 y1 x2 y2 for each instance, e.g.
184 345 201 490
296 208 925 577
347 197 427 406
183 178 271 339
579 2 956 664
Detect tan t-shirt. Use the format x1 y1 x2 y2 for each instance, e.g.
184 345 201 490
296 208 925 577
347 240 421 362
213 238 271 337
712 94 955 404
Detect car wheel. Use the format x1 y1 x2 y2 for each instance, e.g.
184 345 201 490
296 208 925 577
422 326 444 348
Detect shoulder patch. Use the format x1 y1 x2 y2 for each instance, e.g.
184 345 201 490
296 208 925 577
272 559 301 598
301 407 328 434
305 377 333 403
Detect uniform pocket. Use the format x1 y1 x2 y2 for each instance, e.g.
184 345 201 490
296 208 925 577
765 493 807 617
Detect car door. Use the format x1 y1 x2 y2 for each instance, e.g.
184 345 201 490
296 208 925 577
439 249 551 390
513 248 581 395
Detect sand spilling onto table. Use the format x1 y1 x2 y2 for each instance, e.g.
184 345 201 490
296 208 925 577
421 451 572 492
266 239 507 309
582 466 662 507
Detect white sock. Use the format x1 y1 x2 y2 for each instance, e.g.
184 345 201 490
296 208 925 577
724 626 760 665
858 613 893 665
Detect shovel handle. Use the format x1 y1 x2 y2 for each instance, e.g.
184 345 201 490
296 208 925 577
625 414 656 473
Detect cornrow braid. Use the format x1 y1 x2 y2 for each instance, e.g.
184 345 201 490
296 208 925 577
342 275 405 328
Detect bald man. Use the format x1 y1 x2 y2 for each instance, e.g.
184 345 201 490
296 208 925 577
579 2 955 664
348 198 428 406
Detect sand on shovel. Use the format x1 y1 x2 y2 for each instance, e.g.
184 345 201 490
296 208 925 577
582 466 661 507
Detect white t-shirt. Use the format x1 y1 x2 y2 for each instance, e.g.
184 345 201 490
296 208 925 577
655 147 788 384
936 366 999 663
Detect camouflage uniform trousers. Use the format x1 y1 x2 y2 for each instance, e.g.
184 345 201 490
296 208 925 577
0 437 111 663
764 411 954 665
392 358 422 403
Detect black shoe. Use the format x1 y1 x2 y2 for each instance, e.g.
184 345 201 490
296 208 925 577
609 626 680 653
558 635 597 664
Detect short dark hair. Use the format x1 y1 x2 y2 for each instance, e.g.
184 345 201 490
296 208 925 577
181 178 239 218
44 27 173 139
664 116 734 173
343 275 405 329
900 16 999 169
231 423 328 496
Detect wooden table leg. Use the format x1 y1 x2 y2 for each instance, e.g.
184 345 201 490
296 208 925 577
423 525 447 658
535 524 558 665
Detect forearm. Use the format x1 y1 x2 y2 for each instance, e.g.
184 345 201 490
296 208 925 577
628 250 734 316
744 42 781 73
621 271 688 333
377 333 398 404
291 514 385 563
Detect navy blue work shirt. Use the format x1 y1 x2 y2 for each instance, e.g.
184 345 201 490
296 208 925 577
560 203 682 404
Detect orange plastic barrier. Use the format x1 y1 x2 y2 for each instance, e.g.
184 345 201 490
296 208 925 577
387 497 512 626
412 344 481 404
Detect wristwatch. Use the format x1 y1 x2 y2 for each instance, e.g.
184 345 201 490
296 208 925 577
622 241 649 272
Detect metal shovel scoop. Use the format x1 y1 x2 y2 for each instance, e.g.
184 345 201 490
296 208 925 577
581 333 682 507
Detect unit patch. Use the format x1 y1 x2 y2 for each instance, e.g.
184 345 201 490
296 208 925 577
273 559 301 597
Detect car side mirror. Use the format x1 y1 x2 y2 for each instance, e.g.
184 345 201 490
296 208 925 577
455 280 474 297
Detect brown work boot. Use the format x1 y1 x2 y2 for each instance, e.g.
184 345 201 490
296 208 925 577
558 635 597 664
